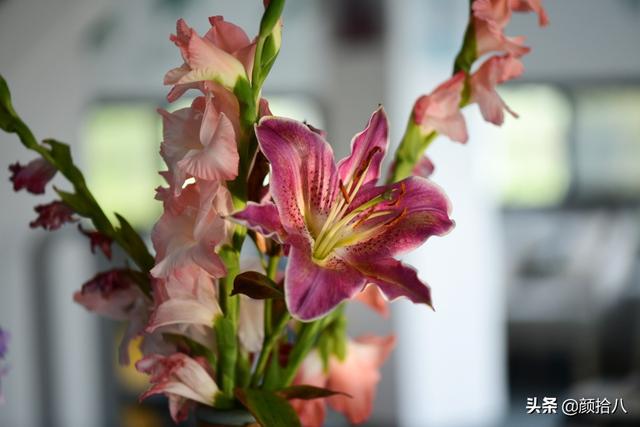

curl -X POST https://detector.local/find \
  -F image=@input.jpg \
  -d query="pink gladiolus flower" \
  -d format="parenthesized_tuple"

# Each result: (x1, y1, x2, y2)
(234, 108, 453, 321)
(73, 269, 153, 364)
(137, 353, 219, 423)
(473, 0, 530, 58)
(237, 294, 265, 353)
(290, 351, 327, 427)
(151, 181, 232, 280)
(29, 201, 75, 230)
(511, 0, 549, 26)
(165, 17, 254, 101)
(413, 72, 468, 143)
(147, 266, 221, 337)
(8, 158, 56, 194)
(158, 96, 239, 193)
(78, 225, 113, 259)
(355, 284, 389, 318)
(73, 269, 143, 320)
(292, 335, 395, 425)
(470, 54, 524, 125)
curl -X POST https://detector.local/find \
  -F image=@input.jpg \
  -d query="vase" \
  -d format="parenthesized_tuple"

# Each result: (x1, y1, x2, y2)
(195, 405, 259, 427)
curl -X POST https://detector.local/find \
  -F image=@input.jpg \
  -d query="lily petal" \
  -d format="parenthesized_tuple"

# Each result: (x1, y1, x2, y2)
(341, 177, 453, 260)
(256, 117, 337, 237)
(232, 201, 286, 242)
(358, 258, 433, 309)
(336, 107, 389, 188)
(285, 236, 365, 321)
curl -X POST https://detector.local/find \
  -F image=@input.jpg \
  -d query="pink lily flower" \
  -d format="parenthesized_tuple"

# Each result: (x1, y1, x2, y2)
(234, 108, 453, 321)
(136, 353, 219, 423)
(470, 54, 524, 125)
(292, 335, 396, 425)
(413, 72, 468, 143)
(165, 17, 255, 102)
(8, 158, 56, 194)
(158, 96, 239, 194)
(151, 181, 232, 280)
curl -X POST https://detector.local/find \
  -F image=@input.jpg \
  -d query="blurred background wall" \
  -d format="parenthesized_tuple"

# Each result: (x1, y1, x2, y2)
(1, 1, 639, 426)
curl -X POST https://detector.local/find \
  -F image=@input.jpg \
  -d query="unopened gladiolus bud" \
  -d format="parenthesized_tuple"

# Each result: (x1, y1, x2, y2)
(29, 201, 76, 230)
(9, 158, 57, 194)
(78, 225, 113, 259)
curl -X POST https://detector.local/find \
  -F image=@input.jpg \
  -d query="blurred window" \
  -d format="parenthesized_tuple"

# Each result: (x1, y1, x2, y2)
(574, 88, 640, 201)
(486, 85, 572, 208)
(83, 102, 162, 229)
(486, 84, 640, 208)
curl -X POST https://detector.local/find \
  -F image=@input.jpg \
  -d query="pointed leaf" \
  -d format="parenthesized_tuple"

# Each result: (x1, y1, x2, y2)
(232, 271, 283, 300)
(235, 388, 301, 427)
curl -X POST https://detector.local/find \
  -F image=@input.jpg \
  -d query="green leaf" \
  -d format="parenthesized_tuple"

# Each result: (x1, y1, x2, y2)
(114, 213, 155, 271)
(235, 388, 301, 427)
(55, 188, 94, 216)
(232, 271, 283, 300)
(43, 139, 86, 185)
(276, 385, 351, 401)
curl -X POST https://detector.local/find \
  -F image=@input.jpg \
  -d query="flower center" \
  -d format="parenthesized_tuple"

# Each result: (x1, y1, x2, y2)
(311, 149, 405, 264)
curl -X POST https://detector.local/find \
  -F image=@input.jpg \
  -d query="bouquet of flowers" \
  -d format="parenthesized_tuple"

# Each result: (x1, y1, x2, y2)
(0, 0, 547, 425)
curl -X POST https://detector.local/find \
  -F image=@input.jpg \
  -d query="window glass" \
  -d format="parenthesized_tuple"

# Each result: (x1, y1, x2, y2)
(83, 103, 162, 229)
(487, 85, 572, 207)
(574, 88, 640, 201)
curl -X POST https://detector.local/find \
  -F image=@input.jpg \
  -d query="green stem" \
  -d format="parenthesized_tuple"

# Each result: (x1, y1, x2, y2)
(388, 0, 477, 184)
(1, 78, 154, 291)
(279, 318, 328, 387)
(250, 312, 291, 387)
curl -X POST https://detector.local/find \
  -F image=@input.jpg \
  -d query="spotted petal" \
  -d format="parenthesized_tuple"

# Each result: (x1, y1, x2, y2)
(336, 107, 389, 189)
(356, 258, 433, 309)
(256, 117, 337, 238)
(285, 236, 366, 321)
(340, 176, 454, 261)
(232, 201, 286, 242)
